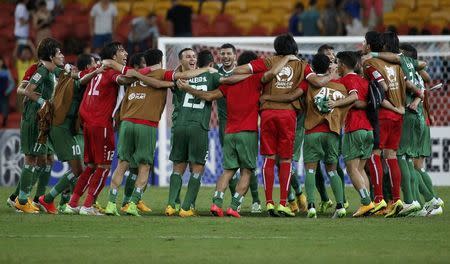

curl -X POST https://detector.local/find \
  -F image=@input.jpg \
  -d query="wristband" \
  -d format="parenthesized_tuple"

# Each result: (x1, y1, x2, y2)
(37, 97, 45, 106)
(370, 52, 379, 58)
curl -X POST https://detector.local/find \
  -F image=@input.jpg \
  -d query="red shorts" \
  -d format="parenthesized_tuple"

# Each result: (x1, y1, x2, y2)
(379, 118, 403, 150)
(83, 125, 115, 165)
(260, 109, 296, 159)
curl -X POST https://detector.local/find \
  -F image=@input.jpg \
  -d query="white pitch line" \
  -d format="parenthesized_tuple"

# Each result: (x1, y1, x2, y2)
(0, 234, 290, 240)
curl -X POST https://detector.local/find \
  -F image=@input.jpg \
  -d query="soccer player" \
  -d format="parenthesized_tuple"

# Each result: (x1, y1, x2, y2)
(236, 34, 334, 217)
(104, 49, 217, 216)
(329, 51, 374, 217)
(14, 38, 65, 213)
(217, 43, 261, 213)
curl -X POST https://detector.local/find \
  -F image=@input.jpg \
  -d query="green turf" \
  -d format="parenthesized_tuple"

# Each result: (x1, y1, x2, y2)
(0, 186, 449, 263)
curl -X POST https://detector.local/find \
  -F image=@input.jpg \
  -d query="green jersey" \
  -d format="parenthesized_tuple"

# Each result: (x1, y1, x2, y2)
(216, 64, 235, 120)
(173, 71, 221, 130)
(399, 54, 424, 111)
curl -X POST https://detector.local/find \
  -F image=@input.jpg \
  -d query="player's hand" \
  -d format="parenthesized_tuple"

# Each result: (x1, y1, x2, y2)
(176, 79, 189, 90)
(101, 59, 114, 69)
(395, 105, 405, 115)
(408, 100, 419, 112)
(361, 54, 372, 64)
(208, 67, 218, 73)
(327, 100, 337, 109)
(259, 94, 268, 104)
(95, 65, 105, 74)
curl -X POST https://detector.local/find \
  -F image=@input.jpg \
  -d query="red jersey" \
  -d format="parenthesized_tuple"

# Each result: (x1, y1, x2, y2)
(364, 65, 402, 121)
(300, 80, 332, 134)
(249, 58, 314, 79)
(79, 67, 129, 127)
(22, 64, 38, 82)
(339, 73, 373, 133)
(219, 72, 264, 133)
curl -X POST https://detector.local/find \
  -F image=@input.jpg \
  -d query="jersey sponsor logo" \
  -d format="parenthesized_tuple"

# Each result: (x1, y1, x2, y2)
(372, 70, 382, 79)
(128, 92, 146, 100)
(275, 66, 294, 89)
(189, 76, 207, 83)
(384, 65, 400, 90)
(32, 73, 42, 82)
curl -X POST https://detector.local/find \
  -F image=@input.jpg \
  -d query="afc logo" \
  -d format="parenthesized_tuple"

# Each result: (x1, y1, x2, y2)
(128, 92, 146, 100)
(275, 66, 294, 89)
(385, 65, 399, 90)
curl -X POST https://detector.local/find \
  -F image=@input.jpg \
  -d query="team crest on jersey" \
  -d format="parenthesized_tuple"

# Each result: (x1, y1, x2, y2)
(32, 73, 42, 82)
(128, 92, 146, 100)
(384, 65, 399, 90)
(275, 66, 294, 89)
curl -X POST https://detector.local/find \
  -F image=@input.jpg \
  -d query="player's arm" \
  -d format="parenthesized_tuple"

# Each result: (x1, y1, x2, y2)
(176, 79, 223, 101)
(381, 99, 404, 114)
(102, 59, 124, 72)
(261, 88, 304, 103)
(219, 74, 251, 84)
(306, 73, 333, 87)
(406, 79, 424, 99)
(127, 70, 174, 88)
(408, 96, 422, 112)
(23, 83, 41, 102)
(16, 81, 29, 95)
(420, 70, 431, 83)
(354, 100, 367, 109)
(371, 52, 401, 64)
(173, 67, 217, 80)
(80, 66, 104, 85)
(261, 55, 299, 84)
(328, 91, 358, 109)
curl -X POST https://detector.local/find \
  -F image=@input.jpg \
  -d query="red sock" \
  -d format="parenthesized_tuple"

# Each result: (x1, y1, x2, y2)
(387, 158, 402, 202)
(93, 169, 108, 200)
(83, 168, 109, 207)
(69, 167, 94, 207)
(368, 154, 384, 203)
(263, 158, 275, 205)
(279, 162, 291, 206)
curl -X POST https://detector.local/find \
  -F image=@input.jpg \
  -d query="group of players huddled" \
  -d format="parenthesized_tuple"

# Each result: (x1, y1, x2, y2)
(7, 31, 444, 218)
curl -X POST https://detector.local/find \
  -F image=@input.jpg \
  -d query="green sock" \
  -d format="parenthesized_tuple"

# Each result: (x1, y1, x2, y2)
(123, 173, 137, 205)
(288, 187, 296, 202)
(30, 166, 40, 189)
(415, 170, 434, 202)
(212, 191, 224, 207)
(359, 188, 371, 205)
(410, 167, 420, 202)
(35, 165, 51, 199)
(59, 188, 71, 206)
(249, 170, 260, 204)
(398, 156, 413, 203)
(181, 173, 202, 211)
(305, 168, 316, 204)
(18, 165, 34, 205)
(130, 187, 143, 204)
(290, 167, 302, 195)
(418, 168, 436, 197)
(337, 165, 347, 203)
(109, 188, 118, 203)
(44, 171, 77, 203)
(315, 167, 329, 202)
(168, 172, 182, 207)
(11, 182, 20, 199)
(228, 174, 238, 196)
(230, 192, 244, 211)
(328, 170, 344, 205)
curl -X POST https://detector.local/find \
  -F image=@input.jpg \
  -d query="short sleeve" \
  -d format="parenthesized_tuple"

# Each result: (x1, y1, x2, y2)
(90, 5, 97, 17)
(139, 67, 151, 75)
(219, 85, 229, 97)
(299, 80, 308, 92)
(249, 58, 268, 73)
(164, 70, 175, 81)
(22, 64, 37, 82)
(304, 64, 314, 79)
(364, 66, 384, 82)
(29, 67, 47, 86)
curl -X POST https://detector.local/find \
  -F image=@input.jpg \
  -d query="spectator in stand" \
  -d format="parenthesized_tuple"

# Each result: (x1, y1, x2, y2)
(362, 0, 383, 27)
(320, 0, 343, 36)
(298, 0, 321, 36)
(0, 56, 15, 127)
(288, 2, 305, 36)
(13, 42, 35, 113)
(33, 0, 53, 45)
(166, 0, 193, 37)
(344, 11, 367, 36)
(343, 0, 361, 19)
(128, 13, 160, 54)
(14, 0, 30, 52)
(90, 0, 117, 52)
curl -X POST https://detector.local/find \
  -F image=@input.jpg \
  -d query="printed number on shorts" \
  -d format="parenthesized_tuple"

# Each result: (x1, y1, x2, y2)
(88, 73, 102, 96)
(72, 145, 81, 155)
(106, 150, 114, 161)
(182, 85, 207, 109)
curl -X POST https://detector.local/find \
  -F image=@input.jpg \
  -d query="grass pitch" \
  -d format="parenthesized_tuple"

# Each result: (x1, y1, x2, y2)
(0, 186, 449, 263)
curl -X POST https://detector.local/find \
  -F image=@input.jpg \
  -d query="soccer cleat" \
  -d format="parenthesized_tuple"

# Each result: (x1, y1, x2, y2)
(332, 208, 346, 219)
(277, 204, 295, 217)
(15, 199, 39, 214)
(105, 201, 120, 216)
(353, 202, 375, 217)
(307, 208, 317, 219)
(226, 207, 241, 218)
(62, 204, 80, 214)
(175, 203, 181, 212)
(137, 200, 152, 213)
(266, 203, 279, 217)
(125, 202, 140, 216)
(79, 206, 103, 216)
(424, 198, 440, 213)
(288, 200, 300, 213)
(250, 202, 262, 213)
(57, 204, 66, 214)
(344, 201, 349, 209)
(120, 203, 129, 213)
(31, 200, 41, 211)
(165, 205, 177, 216)
(210, 204, 224, 217)
(437, 198, 444, 208)
(427, 206, 443, 216)
(179, 208, 196, 218)
(237, 205, 241, 213)
(385, 200, 404, 218)
(370, 199, 387, 214)
(296, 194, 307, 213)
(398, 202, 421, 217)
(93, 202, 105, 214)
(38, 195, 57, 214)
(6, 197, 15, 208)
(317, 200, 333, 214)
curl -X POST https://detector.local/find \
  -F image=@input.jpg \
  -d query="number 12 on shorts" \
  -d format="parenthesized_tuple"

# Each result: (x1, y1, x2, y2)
(106, 150, 114, 161)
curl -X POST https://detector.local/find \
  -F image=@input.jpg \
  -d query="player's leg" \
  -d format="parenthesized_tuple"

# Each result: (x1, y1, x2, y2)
(249, 170, 261, 212)
(122, 169, 137, 207)
(211, 169, 237, 216)
(324, 132, 345, 218)
(226, 168, 252, 218)
(260, 111, 278, 213)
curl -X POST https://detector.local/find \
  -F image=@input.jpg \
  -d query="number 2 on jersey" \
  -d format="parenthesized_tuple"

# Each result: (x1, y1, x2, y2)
(182, 84, 207, 109)
(88, 73, 102, 96)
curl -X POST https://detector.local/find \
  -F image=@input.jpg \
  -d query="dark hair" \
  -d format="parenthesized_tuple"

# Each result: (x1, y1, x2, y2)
(197, 50, 214, 67)
(20, 45, 32, 53)
(336, 51, 357, 69)
(295, 2, 304, 10)
(237, 51, 258, 66)
(399, 43, 418, 59)
(220, 43, 236, 54)
(129, 52, 145, 67)
(178, 48, 194, 60)
(382, 31, 399, 53)
(144, 49, 163, 66)
(99, 41, 123, 60)
(317, 44, 334, 55)
(386, 25, 397, 34)
(365, 31, 383, 52)
(76, 54, 94, 71)
(37, 37, 61, 61)
(311, 53, 330, 74)
(274, 33, 298, 55)
(37, 0, 46, 8)
(309, 0, 317, 6)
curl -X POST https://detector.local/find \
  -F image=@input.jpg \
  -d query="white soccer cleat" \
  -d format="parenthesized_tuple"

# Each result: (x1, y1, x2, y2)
(250, 202, 262, 213)
(437, 198, 444, 208)
(424, 198, 440, 213)
(307, 208, 317, 219)
(6, 197, 15, 208)
(398, 202, 420, 216)
(64, 204, 80, 214)
(332, 208, 346, 219)
(427, 206, 443, 216)
(79, 206, 103, 216)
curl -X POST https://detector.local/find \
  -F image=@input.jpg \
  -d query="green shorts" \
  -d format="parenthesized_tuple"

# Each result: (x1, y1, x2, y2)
(169, 124, 208, 165)
(49, 120, 82, 161)
(117, 120, 157, 165)
(223, 131, 258, 170)
(398, 112, 424, 157)
(20, 118, 49, 156)
(418, 124, 431, 157)
(342, 130, 374, 161)
(292, 114, 305, 161)
(303, 132, 340, 164)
